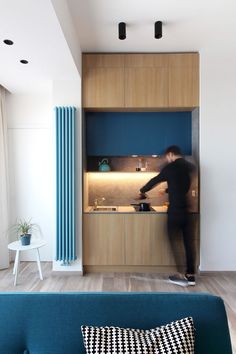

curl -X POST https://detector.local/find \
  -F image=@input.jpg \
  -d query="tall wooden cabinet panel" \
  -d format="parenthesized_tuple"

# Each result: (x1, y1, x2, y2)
(125, 214, 169, 265)
(168, 53, 199, 108)
(83, 54, 125, 108)
(83, 214, 125, 265)
(125, 54, 169, 108)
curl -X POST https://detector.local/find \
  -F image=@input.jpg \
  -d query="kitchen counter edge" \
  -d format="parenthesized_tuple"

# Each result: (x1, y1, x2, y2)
(84, 206, 199, 214)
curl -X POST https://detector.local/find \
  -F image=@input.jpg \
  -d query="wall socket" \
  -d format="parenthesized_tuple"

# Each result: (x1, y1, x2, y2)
(192, 190, 196, 197)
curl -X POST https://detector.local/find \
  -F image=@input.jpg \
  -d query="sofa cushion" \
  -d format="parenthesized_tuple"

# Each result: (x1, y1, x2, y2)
(81, 317, 195, 354)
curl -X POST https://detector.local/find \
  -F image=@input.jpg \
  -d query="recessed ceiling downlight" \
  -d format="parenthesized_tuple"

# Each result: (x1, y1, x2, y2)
(20, 60, 28, 64)
(3, 39, 14, 45)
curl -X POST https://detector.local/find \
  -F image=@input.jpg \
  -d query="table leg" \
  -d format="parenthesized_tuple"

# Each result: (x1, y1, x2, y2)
(36, 248, 43, 280)
(13, 251, 18, 275)
(14, 250, 20, 286)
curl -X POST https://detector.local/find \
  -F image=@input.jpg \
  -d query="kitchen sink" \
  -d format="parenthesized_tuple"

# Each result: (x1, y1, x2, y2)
(90, 206, 118, 212)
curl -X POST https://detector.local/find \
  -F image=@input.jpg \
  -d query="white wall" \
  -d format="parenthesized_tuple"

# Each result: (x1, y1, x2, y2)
(6, 79, 83, 269)
(6, 91, 54, 261)
(200, 48, 236, 270)
(51, 0, 82, 75)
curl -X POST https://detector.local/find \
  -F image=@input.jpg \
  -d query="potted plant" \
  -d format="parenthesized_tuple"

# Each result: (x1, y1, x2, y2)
(11, 219, 40, 246)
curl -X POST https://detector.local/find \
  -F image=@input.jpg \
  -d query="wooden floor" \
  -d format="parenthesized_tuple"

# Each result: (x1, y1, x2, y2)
(0, 262, 235, 353)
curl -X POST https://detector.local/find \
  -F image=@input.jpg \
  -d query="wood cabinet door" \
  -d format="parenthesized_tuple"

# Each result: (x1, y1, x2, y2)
(83, 214, 125, 265)
(168, 53, 199, 108)
(125, 54, 169, 108)
(160, 214, 200, 267)
(83, 54, 125, 108)
(124, 214, 167, 265)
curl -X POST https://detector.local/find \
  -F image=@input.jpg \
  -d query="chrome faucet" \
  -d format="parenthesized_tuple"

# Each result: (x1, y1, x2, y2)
(94, 197, 106, 209)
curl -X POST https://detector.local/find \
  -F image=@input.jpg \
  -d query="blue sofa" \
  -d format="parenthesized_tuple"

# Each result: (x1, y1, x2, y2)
(0, 292, 232, 354)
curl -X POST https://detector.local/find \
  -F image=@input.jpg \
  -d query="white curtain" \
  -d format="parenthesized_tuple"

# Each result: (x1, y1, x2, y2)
(0, 86, 9, 269)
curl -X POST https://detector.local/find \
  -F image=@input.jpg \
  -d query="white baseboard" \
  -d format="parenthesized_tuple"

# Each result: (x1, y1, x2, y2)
(52, 259, 83, 273)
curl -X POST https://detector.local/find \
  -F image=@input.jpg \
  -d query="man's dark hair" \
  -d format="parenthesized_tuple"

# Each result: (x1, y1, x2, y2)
(165, 145, 182, 156)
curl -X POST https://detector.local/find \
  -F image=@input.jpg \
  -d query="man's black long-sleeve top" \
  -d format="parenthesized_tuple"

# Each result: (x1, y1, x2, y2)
(140, 158, 194, 212)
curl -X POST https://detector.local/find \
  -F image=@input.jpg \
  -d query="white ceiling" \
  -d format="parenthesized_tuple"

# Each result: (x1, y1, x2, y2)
(67, 0, 236, 53)
(1, 0, 236, 93)
(0, 0, 79, 93)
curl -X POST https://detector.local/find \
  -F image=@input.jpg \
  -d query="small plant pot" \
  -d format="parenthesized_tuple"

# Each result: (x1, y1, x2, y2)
(20, 234, 31, 246)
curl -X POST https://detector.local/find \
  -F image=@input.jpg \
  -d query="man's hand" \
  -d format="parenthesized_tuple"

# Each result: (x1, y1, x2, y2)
(134, 192, 148, 200)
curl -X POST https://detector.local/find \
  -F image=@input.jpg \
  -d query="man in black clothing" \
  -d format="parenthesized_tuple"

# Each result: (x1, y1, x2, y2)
(139, 145, 196, 286)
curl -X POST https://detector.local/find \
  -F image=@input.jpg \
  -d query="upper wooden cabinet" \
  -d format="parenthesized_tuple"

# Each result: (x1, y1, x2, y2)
(125, 54, 169, 108)
(83, 54, 125, 108)
(82, 53, 199, 109)
(168, 53, 199, 108)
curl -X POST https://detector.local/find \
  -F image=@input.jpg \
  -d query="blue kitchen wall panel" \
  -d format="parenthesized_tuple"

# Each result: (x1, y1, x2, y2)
(86, 111, 192, 156)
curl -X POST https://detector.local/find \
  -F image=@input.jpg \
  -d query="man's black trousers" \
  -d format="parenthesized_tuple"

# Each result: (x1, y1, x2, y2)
(167, 211, 196, 275)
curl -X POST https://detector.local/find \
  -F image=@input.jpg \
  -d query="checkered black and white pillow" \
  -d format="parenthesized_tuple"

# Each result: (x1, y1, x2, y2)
(81, 317, 195, 354)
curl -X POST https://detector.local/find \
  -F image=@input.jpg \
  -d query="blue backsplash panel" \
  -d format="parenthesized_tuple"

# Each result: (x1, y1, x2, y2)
(86, 111, 192, 156)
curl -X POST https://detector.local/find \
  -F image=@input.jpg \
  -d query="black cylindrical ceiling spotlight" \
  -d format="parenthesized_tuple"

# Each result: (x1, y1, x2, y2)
(118, 22, 126, 40)
(155, 21, 162, 39)
(3, 39, 14, 45)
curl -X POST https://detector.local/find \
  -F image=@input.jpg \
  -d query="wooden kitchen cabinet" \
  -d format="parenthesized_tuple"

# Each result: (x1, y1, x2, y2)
(156, 214, 200, 271)
(168, 53, 199, 108)
(83, 214, 125, 265)
(83, 213, 199, 270)
(82, 53, 199, 109)
(82, 54, 125, 108)
(125, 54, 169, 108)
(124, 214, 184, 266)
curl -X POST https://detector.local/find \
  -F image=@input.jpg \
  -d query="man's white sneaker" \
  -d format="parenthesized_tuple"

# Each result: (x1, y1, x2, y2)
(169, 273, 196, 287)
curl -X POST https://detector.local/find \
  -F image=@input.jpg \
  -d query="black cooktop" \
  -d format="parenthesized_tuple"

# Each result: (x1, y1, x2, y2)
(133, 206, 156, 212)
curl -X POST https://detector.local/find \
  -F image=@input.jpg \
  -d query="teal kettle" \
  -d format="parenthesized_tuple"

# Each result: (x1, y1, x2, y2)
(98, 158, 111, 172)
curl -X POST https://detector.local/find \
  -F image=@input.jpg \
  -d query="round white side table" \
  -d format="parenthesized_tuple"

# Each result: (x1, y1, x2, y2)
(8, 240, 47, 286)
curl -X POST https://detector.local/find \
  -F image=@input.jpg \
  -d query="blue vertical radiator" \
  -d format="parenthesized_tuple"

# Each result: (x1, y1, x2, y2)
(56, 106, 76, 264)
